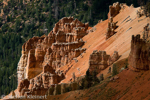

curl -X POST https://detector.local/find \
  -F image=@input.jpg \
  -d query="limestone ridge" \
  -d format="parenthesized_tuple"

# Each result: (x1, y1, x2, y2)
(17, 17, 89, 96)
(89, 50, 119, 73)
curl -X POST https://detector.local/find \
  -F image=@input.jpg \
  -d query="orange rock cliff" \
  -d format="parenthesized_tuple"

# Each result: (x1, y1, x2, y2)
(16, 17, 89, 96)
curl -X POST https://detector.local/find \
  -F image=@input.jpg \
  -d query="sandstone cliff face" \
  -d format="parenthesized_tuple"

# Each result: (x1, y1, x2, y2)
(128, 34, 150, 71)
(16, 17, 88, 96)
(89, 50, 119, 73)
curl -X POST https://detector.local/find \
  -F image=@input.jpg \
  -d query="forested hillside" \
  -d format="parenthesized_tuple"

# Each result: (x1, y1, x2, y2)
(0, 0, 147, 97)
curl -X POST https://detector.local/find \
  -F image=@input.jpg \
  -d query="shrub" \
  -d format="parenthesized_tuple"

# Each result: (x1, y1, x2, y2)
(99, 74, 104, 81)
(65, 86, 71, 92)
(108, 67, 111, 73)
(112, 64, 118, 76)
(92, 70, 99, 86)
(125, 64, 128, 69)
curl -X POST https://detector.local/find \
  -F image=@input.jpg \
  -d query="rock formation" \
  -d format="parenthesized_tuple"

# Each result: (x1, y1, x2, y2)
(136, 7, 145, 18)
(108, 2, 121, 20)
(128, 34, 150, 71)
(109, 51, 120, 65)
(89, 50, 119, 74)
(89, 50, 110, 73)
(106, 17, 117, 39)
(106, 2, 123, 39)
(16, 17, 88, 97)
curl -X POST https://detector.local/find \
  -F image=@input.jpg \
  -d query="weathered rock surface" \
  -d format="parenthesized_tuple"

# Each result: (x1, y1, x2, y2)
(128, 34, 150, 71)
(108, 2, 121, 20)
(136, 7, 145, 18)
(16, 17, 88, 97)
(89, 50, 120, 73)
(17, 79, 30, 96)
(106, 17, 117, 39)
(109, 51, 120, 64)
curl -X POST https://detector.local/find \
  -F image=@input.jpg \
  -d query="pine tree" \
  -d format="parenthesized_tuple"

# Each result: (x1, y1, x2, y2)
(92, 70, 99, 86)
(112, 64, 118, 76)
(84, 69, 92, 88)
(99, 74, 104, 81)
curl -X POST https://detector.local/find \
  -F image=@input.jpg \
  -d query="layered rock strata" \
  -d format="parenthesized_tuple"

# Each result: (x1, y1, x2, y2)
(16, 17, 88, 96)
(89, 50, 119, 73)
(128, 34, 150, 71)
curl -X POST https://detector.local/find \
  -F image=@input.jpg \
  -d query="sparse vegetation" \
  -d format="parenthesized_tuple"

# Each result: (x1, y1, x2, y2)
(144, 0, 150, 17)
(112, 64, 118, 76)
(79, 70, 100, 89)
(99, 74, 104, 81)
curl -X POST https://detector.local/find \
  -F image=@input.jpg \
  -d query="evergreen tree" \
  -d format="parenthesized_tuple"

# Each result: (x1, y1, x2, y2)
(84, 69, 92, 88)
(99, 74, 104, 81)
(92, 70, 99, 86)
(112, 64, 118, 76)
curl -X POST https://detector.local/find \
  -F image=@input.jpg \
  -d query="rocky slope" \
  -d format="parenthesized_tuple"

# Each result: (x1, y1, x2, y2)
(3, 2, 150, 100)
(59, 3, 149, 83)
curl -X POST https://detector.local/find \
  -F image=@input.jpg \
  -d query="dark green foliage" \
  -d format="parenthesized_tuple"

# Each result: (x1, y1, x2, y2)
(99, 74, 104, 81)
(112, 64, 118, 76)
(84, 69, 92, 88)
(80, 79, 84, 89)
(79, 70, 99, 89)
(65, 86, 71, 92)
(92, 70, 100, 86)
(125, 64, 128, 69)
(108, 67, 111, 73)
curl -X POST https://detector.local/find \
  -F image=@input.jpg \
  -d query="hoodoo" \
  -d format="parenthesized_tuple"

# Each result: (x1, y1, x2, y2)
(128, 34, 150, 71)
